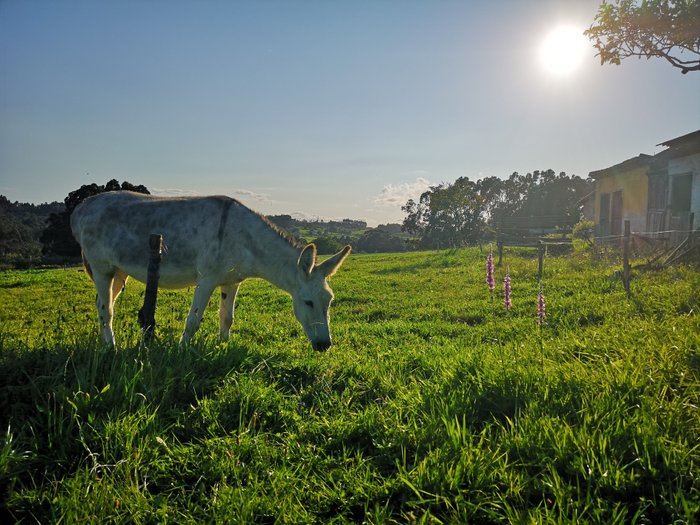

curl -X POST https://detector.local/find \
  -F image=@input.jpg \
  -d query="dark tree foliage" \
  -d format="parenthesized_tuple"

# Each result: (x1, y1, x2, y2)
(491, 170, 591, 234)
(0, 203, 37, 260)
(41, 180, 150, 258)
(585, 0, 700, 74)
(402, 171, 591, 248)
(311, 236, 345, 255)
(355, 229, 407, 253)
(267, 214, 295, 230)
(402, 176, 504, 249)
(0, 196, 63, 262)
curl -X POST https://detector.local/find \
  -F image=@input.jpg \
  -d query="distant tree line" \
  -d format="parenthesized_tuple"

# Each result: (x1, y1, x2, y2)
(1, 171, 593, 265)
(401, 170, 592, 249)
(2, 181, 407, 265)
(270, 215, 368, 234)
(0, 196, 63, 262)
(268, 214, 408, 254)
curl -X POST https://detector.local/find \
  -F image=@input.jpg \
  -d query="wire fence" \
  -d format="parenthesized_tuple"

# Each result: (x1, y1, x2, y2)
(490, 221, 698, 274)
(492, 227, 697, 245)
(484, 220, 698, 300)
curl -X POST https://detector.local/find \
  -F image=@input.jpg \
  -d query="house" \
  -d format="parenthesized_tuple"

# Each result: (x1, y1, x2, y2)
(589, 130, 700, 240)
(648, 130, 700, 235)
(589, 154, 653, 237)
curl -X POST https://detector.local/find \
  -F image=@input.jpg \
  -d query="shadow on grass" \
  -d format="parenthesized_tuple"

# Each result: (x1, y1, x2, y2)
(0, 337, 250, 422)
(0, 336, 252, 512)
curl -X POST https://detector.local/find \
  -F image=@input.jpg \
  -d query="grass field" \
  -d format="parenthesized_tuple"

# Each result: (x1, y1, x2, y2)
(1, 248, 698, 523)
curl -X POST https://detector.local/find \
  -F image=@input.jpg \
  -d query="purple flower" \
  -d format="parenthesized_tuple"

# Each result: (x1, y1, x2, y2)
(537, 284, 546, 325)
(486, 244, 495, 293)
(503, 267, 512, 310)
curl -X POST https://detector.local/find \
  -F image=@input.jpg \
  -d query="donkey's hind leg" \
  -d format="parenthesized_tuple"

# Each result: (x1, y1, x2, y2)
(111, 270, 129, 307)
(92, 270, 117, 348)
(219, 282, 241, 342)
(180, 278, 217, 345)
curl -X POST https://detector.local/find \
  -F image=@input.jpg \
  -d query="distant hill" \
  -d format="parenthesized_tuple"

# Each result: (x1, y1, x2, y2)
(267, 214, 411, 254)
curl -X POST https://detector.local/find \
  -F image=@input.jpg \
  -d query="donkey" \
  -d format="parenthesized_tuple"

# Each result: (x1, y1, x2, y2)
(70, 191, 351, 350)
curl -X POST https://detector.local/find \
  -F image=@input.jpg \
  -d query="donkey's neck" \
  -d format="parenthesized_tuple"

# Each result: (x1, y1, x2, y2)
(240, 217, 302, 296)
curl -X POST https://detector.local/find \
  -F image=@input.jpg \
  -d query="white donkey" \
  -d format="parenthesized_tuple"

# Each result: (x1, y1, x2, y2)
(70, 191, 351, 350)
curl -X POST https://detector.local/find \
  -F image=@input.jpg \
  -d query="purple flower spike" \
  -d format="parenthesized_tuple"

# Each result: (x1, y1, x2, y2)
(486, 244, 495, 293)
(503, 267, 512, 310)
(537, 284, 546, 325)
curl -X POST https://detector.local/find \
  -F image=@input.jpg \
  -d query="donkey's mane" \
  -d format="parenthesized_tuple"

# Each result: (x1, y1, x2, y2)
(233, 198, 307, 251)
(260, 213, 307, 250)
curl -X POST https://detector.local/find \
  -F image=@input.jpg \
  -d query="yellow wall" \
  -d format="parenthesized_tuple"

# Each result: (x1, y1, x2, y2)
(594, 166, 649, 233)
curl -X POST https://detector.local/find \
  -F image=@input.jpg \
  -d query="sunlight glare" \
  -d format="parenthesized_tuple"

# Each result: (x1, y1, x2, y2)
(538, 25, 588, 77)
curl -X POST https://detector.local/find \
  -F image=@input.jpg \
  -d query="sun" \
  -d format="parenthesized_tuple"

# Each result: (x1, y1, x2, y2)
(538, 25, 588, 77)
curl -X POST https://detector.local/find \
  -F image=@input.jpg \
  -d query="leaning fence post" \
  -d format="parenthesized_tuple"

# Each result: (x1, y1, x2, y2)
(138, 234, 163, 341)
(622, 220, 631, 295)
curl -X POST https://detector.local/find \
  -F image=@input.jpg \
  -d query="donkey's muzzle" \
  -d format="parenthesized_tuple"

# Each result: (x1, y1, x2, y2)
(313, 340, 332, 352)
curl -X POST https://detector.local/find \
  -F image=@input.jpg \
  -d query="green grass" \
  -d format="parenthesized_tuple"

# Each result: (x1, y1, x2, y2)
(1, 249, 698, 523)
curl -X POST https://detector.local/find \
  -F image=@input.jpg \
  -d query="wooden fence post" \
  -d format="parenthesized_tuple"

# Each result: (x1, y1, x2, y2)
(138, 234, 163, 341)
(688, 212, 695, 250)
(537, 240, 544, 282)
(622, 220, 631, 295)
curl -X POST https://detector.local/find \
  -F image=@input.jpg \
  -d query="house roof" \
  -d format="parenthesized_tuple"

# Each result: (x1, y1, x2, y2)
(588, 130, 700, 180)
(657, 129, 700, 148)
(657, 129, 700, 156)
(588, 154, 654, 179)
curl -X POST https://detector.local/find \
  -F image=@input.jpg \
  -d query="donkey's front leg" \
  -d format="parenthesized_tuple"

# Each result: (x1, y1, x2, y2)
(219, 283, 241, 341)
(180, 279, 217, 345)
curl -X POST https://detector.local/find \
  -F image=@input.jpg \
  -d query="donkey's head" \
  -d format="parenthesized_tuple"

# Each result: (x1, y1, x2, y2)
(292, 243, 351, 351)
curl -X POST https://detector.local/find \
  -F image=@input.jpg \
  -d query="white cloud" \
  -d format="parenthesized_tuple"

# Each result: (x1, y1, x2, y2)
(289, 211, 319, 221)
(373, 177, 432, 207)
(147, 187, 276, 205)
(149, 187, 200, 197)
(232, 189, 275, 204)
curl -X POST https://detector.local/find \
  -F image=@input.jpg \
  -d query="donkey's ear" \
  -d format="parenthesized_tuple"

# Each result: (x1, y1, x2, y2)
(298, 244, 317, 276)
(318, 244, 352, 278)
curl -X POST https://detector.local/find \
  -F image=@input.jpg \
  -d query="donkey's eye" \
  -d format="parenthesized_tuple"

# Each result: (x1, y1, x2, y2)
(304, 300, 314, 308)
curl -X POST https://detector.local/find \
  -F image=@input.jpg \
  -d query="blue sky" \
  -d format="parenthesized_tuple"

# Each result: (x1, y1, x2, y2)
(1, 0, 699, 225)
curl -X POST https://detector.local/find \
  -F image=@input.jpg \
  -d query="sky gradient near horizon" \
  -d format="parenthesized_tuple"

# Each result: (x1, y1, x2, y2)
(2, 0, 699, 225)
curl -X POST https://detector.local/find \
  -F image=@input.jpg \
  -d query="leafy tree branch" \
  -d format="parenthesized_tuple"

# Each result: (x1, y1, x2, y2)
(585, 0, 700, 73)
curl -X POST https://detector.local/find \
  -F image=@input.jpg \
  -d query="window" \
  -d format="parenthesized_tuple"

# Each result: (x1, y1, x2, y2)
(647, 174, 667, 210)
(670, 174, 692, 213)
(611, 190, 623, 236)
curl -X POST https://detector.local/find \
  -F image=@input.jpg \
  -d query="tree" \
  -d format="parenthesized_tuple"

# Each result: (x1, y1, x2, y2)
(401, 194, 430, 238)
(488, 171, 591, 235)
(585, 0, 700, 74)
(401, 177, 487, 249)
(401, 172, 592, 248)
(41, 179, 149, 258)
